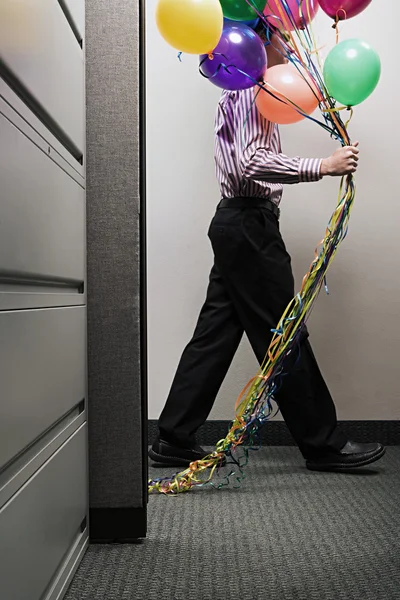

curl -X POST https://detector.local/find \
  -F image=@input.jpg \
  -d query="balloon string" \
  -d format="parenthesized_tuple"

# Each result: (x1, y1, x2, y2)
(321, 105, 350, 113)
(305, 0, 324, 72)
(335, 18, 340, 44)
(344, 107, 354, 129)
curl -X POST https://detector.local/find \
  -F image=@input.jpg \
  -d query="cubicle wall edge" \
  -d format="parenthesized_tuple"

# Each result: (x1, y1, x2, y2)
(140, 0, 149, 516)
(86, 0, 147, 542)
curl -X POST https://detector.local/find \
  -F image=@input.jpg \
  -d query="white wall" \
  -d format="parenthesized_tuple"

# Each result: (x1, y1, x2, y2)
(146, 0, 400, 421)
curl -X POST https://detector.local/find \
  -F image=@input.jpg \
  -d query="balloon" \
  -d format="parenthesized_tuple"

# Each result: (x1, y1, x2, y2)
(200, 24, 267, 90)
(318, 0, 372, 20)
(224, 17, 260, 29)
(255, 64, 320, 124)
(242, 17, 260, 28)
(220, 0, 267, 22)
(264, 0, 319, 31)
(323, 38, 381, 106)
(156, 0, 223, 54)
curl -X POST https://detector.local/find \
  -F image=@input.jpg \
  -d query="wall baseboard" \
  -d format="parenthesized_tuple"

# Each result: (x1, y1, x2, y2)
(148, 420, 400, 446)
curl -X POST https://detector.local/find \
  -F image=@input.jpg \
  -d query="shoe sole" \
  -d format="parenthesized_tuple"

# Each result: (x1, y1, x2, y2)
(306, 446, 386, 472)
(148, 448, 227, 469)
(148, 447, 204, 468)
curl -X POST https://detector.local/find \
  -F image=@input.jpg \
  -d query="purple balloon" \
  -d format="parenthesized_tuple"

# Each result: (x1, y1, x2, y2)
(318, 0, 373, 20)
(200, 24, 267, 91)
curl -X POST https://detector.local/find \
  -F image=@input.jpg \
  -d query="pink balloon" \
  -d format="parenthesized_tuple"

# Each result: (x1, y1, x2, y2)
(264, 0, 319, 31)
(318, 0, 373, 20)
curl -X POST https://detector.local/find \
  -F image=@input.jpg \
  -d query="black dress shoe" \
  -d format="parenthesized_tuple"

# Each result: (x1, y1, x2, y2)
(306, 441, 386, 472)
(148, 438, 208, 467)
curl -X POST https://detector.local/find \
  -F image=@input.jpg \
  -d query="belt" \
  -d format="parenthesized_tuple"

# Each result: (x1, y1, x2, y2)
(217, 197, 280, 219)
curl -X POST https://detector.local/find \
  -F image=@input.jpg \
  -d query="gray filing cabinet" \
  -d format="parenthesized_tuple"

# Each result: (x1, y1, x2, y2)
(0, 2, 88, 599)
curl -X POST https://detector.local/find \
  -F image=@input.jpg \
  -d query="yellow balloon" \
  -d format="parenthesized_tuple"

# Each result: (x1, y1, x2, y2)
(156, 0, 223, 55)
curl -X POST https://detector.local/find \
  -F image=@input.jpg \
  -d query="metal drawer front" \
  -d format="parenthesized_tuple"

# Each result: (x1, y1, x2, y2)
(62, 0, 85, 40)
(0, 0, 84, 156)
(0, 425, 88, 600)
(0, 114, 85, 287)
(0, 307, 86, 470)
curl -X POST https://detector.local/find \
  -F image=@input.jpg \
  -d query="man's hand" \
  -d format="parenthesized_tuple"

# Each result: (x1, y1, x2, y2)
(321, 142, 359, 177)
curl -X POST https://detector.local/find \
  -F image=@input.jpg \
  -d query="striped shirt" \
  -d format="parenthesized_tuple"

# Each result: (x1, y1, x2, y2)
(214, 88, 322, 206)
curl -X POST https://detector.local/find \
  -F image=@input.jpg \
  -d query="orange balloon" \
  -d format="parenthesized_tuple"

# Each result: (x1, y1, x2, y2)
(255, 64, 320, 125)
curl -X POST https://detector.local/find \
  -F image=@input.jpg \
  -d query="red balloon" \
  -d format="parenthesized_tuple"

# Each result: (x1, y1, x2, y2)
(318, 0, 373, 20)
(264, 0, 319, 31)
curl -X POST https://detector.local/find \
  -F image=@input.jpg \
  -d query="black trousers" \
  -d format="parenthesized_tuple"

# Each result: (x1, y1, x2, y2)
(158, 205, 346, 459)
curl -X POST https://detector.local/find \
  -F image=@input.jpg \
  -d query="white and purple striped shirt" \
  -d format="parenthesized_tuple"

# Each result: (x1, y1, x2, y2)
(214, 88, 322, 206)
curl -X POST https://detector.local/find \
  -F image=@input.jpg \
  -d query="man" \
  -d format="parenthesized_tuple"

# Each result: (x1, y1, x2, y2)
(149, 26, 385, 472)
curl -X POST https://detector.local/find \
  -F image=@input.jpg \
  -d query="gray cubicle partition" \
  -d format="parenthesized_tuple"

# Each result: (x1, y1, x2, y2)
(0, 2, 88, 599)
(85, 0, 147, 541)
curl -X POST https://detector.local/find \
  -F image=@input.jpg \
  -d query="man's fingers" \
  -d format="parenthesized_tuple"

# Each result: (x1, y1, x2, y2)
(344, 142, 359, 154)
(344, 147, 359, 157)
(345, 159, 358, 173)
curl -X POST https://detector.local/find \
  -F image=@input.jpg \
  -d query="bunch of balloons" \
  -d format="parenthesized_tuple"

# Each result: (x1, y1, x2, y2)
(156, 0, 380, 123)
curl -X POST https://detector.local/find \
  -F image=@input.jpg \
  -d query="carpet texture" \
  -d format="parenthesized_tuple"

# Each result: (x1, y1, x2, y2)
(65, 447, 400, 600)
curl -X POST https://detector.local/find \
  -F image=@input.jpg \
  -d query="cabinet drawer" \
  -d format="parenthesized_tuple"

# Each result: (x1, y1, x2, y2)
(0, 307, 86, 470)
(0, 0, 84, 155)
(63, 0, 85, 40)
(0, 114, 85, 286)
(0, 425, 87, 600)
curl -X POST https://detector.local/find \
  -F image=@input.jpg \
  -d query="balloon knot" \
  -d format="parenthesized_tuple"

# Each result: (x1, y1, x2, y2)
(208, 53, 214, 60)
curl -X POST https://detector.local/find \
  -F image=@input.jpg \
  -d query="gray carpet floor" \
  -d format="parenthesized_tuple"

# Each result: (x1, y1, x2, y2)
(65, 447, 400, 600)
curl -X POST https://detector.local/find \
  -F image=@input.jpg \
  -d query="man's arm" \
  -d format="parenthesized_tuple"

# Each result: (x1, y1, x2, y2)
(235, 92, 359, 183)
(242, 142, 323, 184)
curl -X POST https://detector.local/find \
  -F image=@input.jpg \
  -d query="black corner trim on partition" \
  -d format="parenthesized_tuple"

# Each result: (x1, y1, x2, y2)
(139, 0, 149, 509)
(89, 507, 147, 543)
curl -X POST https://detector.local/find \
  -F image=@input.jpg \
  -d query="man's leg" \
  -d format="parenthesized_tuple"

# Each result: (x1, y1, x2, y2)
(208, 206, 346, 459)
(156, 264, 244, 450)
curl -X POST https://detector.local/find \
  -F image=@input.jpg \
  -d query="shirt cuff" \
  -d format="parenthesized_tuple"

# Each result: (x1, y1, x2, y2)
(298, 158, 323, 183)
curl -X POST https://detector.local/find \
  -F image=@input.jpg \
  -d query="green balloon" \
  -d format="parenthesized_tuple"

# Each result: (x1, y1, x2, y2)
(323, 39, 381, 107)
(220, 0, 266, 21)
